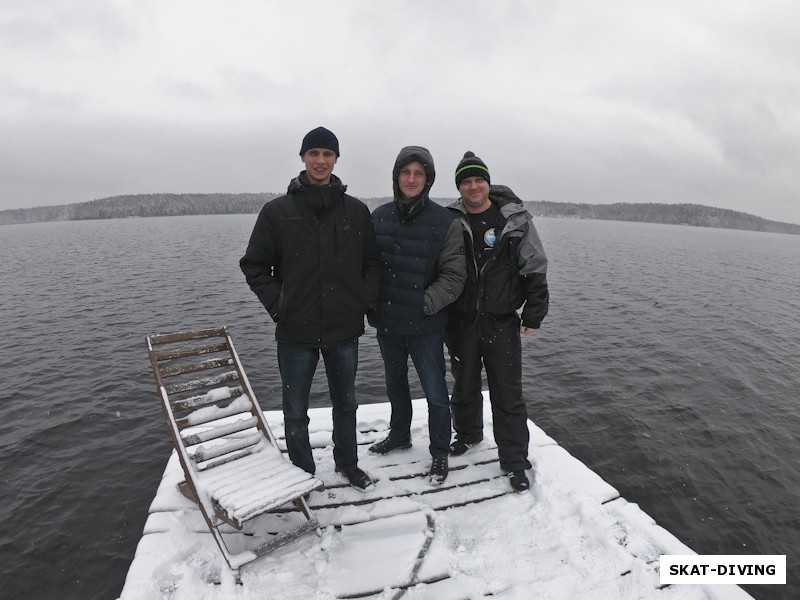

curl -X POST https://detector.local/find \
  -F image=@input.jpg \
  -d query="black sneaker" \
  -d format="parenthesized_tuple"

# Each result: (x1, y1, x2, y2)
(507, 470, 530, 493)
(429, 456, 449, 486)
(335, 465, 374, 492)
(449, 439, 480, 456)
(369, 435, 412, 455)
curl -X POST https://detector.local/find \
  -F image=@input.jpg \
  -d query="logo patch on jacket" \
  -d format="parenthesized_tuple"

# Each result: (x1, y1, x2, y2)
(483, 228, 496, 248)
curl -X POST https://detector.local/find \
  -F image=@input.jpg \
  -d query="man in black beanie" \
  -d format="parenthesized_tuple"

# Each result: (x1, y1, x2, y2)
(240, 126, 381, 491)
(445, 151, 549, 492)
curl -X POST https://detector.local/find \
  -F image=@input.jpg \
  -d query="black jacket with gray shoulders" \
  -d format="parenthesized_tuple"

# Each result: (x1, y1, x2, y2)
(448, 185, 549, 328)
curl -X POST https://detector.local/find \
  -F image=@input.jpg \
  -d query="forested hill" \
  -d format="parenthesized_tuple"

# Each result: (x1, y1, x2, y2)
(523, 200, 800, 235)
(1, 193, 798, 235)
(0, 193, 278, 225)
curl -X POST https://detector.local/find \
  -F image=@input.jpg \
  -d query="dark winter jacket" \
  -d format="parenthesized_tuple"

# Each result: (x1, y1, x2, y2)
(240, 172, 381, 346)
(371, 146, 466, 335)
(448, 185, 549, 328)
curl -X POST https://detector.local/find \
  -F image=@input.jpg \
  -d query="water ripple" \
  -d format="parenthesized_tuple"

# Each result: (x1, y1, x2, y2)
(1, 216, 798, 599)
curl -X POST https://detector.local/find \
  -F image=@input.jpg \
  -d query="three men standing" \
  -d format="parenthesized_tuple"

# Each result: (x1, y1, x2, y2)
(445, 151, 549, 492)
(241, 133, 547, 495)
(368, 146, 466, 485)
(240, 126, 380, 491)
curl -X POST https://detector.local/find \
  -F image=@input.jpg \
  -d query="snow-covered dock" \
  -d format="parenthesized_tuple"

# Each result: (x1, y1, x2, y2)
(118, 396, 754, 600)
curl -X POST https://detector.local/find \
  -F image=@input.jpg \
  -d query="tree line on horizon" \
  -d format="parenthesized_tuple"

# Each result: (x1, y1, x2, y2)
(1, 192, 798, 235)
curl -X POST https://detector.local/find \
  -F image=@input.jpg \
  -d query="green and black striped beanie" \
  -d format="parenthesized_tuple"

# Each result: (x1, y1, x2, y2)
(454, 151, 491, 188)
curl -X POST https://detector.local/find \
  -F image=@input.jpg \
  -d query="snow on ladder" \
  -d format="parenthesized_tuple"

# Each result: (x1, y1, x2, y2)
(146, 326, 323, 571)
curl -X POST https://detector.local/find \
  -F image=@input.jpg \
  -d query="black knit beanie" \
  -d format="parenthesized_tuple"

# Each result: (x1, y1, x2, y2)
(299, 126, 340, 157)
(454, 151, 490, 188)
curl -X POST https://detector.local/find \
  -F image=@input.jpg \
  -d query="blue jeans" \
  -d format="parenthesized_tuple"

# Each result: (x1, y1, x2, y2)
(376, 330, 451, 458)
(277, 339, 359, 474)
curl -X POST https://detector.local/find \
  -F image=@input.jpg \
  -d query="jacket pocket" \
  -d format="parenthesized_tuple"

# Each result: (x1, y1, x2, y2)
(482, 239, 523, 314)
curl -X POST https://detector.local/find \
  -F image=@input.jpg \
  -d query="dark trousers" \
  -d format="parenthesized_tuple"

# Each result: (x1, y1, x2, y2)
(445, 313, 532, 472)
(376, 329, 452, 458)
(277, 339, 359, 474)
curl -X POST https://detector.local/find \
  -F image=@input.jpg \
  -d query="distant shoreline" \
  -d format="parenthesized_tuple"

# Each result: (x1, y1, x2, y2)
(1, 193, 798, 235)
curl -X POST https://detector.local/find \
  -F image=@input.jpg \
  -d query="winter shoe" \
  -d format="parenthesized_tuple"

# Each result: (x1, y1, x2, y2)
(429, 456, 449, 486)
(507, 470, 530, 493)
(449, 439, 480, 456)
(336, 465, 374, 492)
(369, 435, 412, 455)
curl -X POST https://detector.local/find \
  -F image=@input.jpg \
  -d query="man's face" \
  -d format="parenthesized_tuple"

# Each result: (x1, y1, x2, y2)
(301, 148, 337, 185)
(398, 161, 427, 201)
(458, 176, 491, 213)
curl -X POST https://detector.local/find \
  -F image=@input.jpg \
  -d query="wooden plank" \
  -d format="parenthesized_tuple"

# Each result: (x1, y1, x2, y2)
(336, 575, 452, 600)
(275, 466, 506, 514)
(175, 391, 250, 430)
(250, 519, 320, 556)
(319, 455, 499, 492)
(335, 513, 441, 600)
(160, 357, 234, 378)
(165, 370, 239, 395)
(196, 442, 263, 471)
(182, 416, 258, 445)
(191, 432, 262, 463)
(173, 386, 245, 413)
(154, 341, 229, 362)
(178, 481, 197, 504)
(148, 328, 227, 346)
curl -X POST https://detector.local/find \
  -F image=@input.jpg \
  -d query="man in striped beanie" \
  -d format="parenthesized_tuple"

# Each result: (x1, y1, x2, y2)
(445, 150, 550, 493)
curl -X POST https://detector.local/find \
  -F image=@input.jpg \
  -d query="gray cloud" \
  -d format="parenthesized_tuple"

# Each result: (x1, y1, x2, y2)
(1, 0, 799, 224)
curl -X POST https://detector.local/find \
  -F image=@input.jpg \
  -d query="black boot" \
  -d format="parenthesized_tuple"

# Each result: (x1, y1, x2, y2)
(429, 456, 449, 486)
(369, 435, 412, 455)
(449, 438, 480, 456)
(507, 470, 530, 493)
(335, 465, 375, 492)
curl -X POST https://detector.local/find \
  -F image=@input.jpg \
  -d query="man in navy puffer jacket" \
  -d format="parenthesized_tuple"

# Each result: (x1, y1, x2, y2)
(368, 146, 466, 486)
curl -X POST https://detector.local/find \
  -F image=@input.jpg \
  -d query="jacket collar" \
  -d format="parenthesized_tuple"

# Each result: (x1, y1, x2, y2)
(288, 171, 347, 194)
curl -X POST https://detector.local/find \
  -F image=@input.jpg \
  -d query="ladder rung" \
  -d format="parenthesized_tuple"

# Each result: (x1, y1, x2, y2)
(172, 386, 245, 412)
(198, 442, 262, 471)
(192, 433, 262, 463)
(165, 371, 239, 395)
(176, 393, 252, 429)
(148, 328, 227, 346)
(154, 341, 228, 362)
(160, 357, 234, 378)
(183, 416, 258, 445)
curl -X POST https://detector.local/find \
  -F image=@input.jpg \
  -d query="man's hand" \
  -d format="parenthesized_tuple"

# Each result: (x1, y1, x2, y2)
(521, 327, 538, 335)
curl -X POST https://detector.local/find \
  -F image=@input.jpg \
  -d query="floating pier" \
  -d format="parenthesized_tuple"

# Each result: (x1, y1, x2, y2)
(118, 396, 754, 599)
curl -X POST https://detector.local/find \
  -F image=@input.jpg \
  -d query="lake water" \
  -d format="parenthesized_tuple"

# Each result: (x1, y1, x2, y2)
(0, 214, 797, 600)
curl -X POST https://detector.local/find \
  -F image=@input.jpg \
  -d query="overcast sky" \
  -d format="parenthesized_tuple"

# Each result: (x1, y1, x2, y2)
(2, 0, 799, 223)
